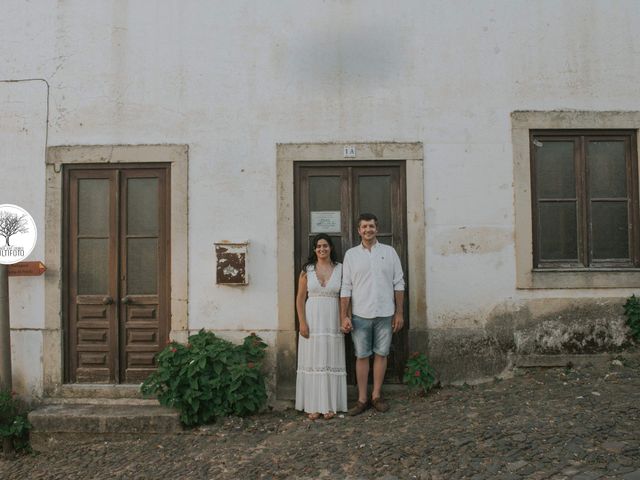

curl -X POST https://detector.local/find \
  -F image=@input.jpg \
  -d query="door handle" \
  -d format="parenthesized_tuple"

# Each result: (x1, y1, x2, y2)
(102, 296, 114, 305)
(122, 296, 132, 305)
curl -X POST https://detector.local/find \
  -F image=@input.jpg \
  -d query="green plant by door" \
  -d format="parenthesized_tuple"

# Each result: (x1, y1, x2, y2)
(403, 352, 437, 395)
(0, 389, 31, 452)
(141, 330, 268, 426)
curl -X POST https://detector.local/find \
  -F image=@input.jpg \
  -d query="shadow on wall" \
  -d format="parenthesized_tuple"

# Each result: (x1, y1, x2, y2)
(290, 22, 408, 86)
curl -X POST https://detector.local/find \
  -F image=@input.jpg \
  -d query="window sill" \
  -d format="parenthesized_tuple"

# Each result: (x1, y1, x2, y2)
(533, 268, 640, 273)
(522, 269, 640, 289)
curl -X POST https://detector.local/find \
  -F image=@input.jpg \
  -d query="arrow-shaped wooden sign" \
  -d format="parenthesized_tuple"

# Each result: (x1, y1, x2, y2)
(7, 261, 46, 276)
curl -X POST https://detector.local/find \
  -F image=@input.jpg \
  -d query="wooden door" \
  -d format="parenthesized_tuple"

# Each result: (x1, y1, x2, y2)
(65, 165, 170, 383)
(294, 162, 408, 383)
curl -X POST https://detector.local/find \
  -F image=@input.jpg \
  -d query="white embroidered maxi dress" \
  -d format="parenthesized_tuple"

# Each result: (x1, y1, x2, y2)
(295, 264, 348, 413)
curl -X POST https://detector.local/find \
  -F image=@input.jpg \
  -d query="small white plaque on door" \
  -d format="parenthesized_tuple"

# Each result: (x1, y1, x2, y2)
(343, 145, 356, 158)
(311, 211, 341, 233)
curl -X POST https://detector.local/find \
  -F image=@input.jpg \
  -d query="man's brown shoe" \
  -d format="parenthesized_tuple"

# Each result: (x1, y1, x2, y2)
(371, 397, 390, 413)
(347, 400, 369, 416)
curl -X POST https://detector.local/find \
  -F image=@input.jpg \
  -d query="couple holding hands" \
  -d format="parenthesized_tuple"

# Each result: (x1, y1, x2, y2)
(295, 213, 405, 420)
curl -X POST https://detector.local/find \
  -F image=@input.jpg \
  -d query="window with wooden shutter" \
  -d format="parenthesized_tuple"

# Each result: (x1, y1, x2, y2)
(531, 130, 639, 269)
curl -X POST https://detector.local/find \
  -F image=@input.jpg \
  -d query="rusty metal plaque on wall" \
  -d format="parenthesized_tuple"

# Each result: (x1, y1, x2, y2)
(215, 241, 248, 285)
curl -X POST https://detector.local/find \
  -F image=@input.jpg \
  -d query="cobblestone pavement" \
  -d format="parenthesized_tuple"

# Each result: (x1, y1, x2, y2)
(2, 358, 640, 479)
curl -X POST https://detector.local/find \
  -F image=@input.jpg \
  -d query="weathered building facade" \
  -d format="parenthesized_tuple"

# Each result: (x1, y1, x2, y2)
(1, 1, 639, 400)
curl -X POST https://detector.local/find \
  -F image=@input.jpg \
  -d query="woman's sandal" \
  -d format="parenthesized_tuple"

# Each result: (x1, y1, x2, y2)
(323, 412, 336, 420)
(307, 412, 321, 420)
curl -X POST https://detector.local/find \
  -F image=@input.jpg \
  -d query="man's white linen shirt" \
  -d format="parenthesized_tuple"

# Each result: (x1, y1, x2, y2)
(340, 241, 405, 319)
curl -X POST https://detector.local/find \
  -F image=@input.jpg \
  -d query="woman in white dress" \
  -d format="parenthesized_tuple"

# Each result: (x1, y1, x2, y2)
(295, 233, 348, 420)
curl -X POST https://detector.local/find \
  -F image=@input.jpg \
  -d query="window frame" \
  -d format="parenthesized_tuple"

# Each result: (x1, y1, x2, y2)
(530, 129, 640, 271)
(512, 111, 640, 289)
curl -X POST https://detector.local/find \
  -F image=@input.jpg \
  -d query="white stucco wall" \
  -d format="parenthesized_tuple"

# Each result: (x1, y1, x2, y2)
(2, 1, 640, 391)
(0, 80, 48, 396)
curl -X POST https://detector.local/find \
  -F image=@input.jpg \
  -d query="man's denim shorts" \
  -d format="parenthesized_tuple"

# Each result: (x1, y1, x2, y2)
(351, 315, 393, 358)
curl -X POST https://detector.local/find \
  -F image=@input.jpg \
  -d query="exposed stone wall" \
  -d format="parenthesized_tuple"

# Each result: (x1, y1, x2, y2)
(428, 298, 636, 383)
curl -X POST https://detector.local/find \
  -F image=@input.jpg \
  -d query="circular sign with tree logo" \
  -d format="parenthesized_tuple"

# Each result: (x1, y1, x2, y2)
(0, 204, 37, 265)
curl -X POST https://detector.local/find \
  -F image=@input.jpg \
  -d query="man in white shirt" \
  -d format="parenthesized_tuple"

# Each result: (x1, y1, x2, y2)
(340, 213, 405, 415)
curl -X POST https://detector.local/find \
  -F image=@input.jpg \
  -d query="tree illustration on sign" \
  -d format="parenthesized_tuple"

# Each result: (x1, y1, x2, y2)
(0, 211, 29, 246)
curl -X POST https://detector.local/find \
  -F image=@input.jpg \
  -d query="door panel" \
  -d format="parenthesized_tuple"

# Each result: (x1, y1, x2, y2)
(119, 168, 169, 383)
(298, 167, 350, 268)
(66, 165, 170, 384)
(356, 174, 392, 232)
(74, 303, 112, 382)
(68, 170, 118, 383)
(295, 162, 408, 384)
(352, 166, 407, 381)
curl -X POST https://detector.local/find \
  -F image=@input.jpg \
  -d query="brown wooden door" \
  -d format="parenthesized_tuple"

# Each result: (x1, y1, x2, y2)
(65, 165, 170, 383)
(294, 162, 408, 383)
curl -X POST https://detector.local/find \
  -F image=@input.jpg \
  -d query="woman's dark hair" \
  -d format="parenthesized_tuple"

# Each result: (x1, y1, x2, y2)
(302, 233, 338, 272)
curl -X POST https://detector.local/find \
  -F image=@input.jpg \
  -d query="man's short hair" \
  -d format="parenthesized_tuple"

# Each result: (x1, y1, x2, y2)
(357, 213, 378, 226)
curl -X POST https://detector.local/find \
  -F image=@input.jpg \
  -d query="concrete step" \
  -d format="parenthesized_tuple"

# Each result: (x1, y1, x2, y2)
(42, 397, 158, 406)
(58, 383, 146, 399)
(41, 384, 158, 405)
(29, 403, 183, 451)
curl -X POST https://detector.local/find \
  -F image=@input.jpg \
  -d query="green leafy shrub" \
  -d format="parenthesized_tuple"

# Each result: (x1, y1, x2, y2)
(403, 352, 437, 395)
(0, 389, 31, 452)
(623, 294, 640, 341)
(141, 330, 268, 426)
